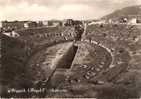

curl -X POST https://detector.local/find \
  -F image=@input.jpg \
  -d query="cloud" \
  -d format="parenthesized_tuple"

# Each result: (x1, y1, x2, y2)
(0, 2, 55, 20)
(0, 0, 140, 20)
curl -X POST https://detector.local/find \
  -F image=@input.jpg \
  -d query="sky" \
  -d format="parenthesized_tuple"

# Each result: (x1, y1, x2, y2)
(0, 0, 141, 21)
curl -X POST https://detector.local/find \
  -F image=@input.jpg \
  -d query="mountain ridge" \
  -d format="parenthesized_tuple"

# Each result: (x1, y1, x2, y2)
(102, 5, 141, 20)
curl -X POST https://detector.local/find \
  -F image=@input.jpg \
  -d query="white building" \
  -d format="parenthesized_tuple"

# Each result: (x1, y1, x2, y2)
(88, 20, 106, 25)
(128, 18, 137, 24)
(42, 21, 49, 26)
(3, 31, 20, 38)
(24, 23, 29, 28)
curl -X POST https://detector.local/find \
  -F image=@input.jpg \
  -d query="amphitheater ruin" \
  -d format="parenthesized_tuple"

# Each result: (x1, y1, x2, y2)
(1, 22, 141, 98)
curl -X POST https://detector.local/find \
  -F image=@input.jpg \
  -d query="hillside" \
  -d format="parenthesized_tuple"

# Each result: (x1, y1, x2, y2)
(102, 5, 141, 20)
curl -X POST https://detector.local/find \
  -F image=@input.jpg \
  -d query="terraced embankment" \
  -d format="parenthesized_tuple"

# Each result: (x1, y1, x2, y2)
(71, 24, 141, 98)
(69, 41, 113, 82)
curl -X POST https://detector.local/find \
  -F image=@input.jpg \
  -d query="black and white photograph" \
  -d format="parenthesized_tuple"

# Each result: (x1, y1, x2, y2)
(0, 0, 141, 98)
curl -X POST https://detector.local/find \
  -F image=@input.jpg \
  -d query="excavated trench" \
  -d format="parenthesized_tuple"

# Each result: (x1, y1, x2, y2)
(56, 45, 78, 69)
